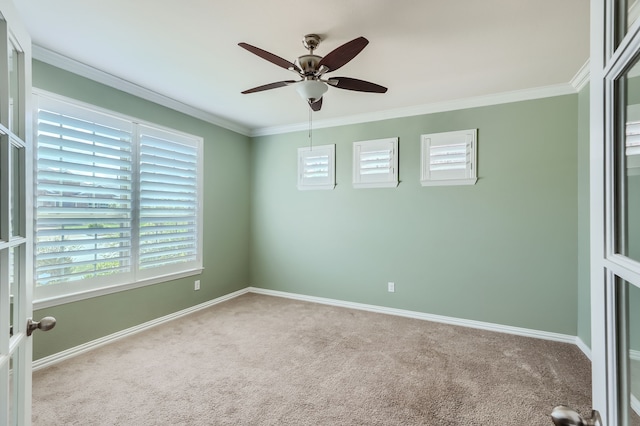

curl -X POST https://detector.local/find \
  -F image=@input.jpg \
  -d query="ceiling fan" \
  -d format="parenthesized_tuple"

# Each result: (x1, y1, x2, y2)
(238, 34, 388, 112)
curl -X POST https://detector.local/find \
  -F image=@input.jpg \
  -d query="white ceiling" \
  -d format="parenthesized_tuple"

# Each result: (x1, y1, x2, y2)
(15, 0, 590, 135)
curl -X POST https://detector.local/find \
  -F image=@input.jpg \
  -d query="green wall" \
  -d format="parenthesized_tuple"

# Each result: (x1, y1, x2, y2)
(31, 59, 586, 360)
(32, 61, 252, 360)
(577, 84, 591, 348)
(251, 95, 579, 335)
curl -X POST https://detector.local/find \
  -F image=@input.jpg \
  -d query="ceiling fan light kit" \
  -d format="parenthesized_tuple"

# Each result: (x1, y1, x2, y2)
(295, 79, 328, 103)
(238, 33, 387, 112)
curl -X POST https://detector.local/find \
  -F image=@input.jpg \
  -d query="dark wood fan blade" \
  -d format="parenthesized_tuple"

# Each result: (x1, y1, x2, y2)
(327, 77, 387, 93)
(309, 97, 323, 111)
(238, 42, 300, 72)
(241, 80, 296, 94)
(317, 36, 369, 72)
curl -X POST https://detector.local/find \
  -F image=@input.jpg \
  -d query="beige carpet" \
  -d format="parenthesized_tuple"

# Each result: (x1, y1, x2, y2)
(33, 293, 594, 425)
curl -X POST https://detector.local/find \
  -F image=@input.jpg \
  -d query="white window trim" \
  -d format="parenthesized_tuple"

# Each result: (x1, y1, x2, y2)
(420, 129, 477, 187)
(32, 88, 204, 308)
(421, 178, 477, 187)
(297, 144, 336, 191)
(352, 137, 399, 189)
(34, 268, 203, 310)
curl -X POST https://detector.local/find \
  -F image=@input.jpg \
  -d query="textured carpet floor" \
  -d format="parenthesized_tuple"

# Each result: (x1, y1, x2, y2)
(33, 293, 593, 425)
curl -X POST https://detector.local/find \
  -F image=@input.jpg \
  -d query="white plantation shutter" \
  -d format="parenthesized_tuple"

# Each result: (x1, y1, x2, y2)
(626, 121, 640, 156)
(297, 144, 335, 190)
(35, 99, 134, 289)
(626, 121, 640, 175)
(33, 91, 203, 303)
(429, 143, 467, 172)
(359, 150, 392, 174)
(421, 129, 477, 186)
(353, 138, 398, 188)
(138, 126, 200, 275)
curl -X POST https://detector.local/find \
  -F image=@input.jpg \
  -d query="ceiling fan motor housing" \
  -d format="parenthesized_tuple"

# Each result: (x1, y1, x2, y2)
(296, 54, 322, 76)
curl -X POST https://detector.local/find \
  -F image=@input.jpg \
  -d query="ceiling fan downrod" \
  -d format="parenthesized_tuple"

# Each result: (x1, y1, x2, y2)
(302, 34, 321, 53)
(297, 34, 324, 77)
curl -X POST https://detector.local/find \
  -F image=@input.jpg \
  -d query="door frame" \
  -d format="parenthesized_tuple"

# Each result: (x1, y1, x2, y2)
(0, 0, 32, 424)
(591, 0, 640, 424)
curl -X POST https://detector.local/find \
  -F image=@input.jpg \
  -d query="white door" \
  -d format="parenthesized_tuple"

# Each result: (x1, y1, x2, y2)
(589, 0, 640, 425)
(0, 1, 35, 425)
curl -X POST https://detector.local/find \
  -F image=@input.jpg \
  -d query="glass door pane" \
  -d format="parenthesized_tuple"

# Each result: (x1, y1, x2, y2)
(0, 132, 6, 244)
(621, 280, 640, 425)
(614, 40, 640, 426)
(617, 55, 640, 261)
(8, 39, 19, 136)
(9, 351, 16, 425)
(10, 140, 22, 238)
(619, 0, 640, 45)
(9, 245, 18, 341)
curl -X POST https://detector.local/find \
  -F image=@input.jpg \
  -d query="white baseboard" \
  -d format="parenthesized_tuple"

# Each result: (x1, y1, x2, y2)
(575, 337, 592, 360)
(32, 287, 250, 371)
(247, 287, 578, 345)
(33, 285, 590, 372)
(632, 351, 640, 418)
(633, 394, 640, 419)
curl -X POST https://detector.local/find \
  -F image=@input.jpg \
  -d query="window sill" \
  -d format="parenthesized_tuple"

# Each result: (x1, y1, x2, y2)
(421, 178, 478, 187)
(353, 181, 399, 189)
(33, 267, 204, 310)
(297, 184, 336, 191)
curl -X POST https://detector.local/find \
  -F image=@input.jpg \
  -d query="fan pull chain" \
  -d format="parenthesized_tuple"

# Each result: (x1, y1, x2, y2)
(308, 106, 313, 150)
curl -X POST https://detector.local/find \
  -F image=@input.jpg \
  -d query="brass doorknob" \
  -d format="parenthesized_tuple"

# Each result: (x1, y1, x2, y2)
(26, 316, 56, 337)
(551, 406, 602, 426)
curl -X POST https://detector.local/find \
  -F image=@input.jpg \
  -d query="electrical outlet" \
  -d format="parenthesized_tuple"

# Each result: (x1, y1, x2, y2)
(194, 280, 200, 291)
(388, 282, 395, 293)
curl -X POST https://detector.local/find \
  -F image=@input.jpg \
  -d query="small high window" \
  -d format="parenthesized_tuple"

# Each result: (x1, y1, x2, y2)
(352, 137, 399, 189)
(297, 144, 335, 190)
(420, 129, 477, 186)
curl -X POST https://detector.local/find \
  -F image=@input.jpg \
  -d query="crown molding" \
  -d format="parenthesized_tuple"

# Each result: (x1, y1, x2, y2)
(571, 60, 591, 92)
(32, 45, 252, 137)
(251, 83, 578, 137)
(33, 45, 589, 139)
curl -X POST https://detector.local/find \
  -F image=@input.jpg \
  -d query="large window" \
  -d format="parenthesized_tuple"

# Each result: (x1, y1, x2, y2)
(33, 91, 203, 305)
